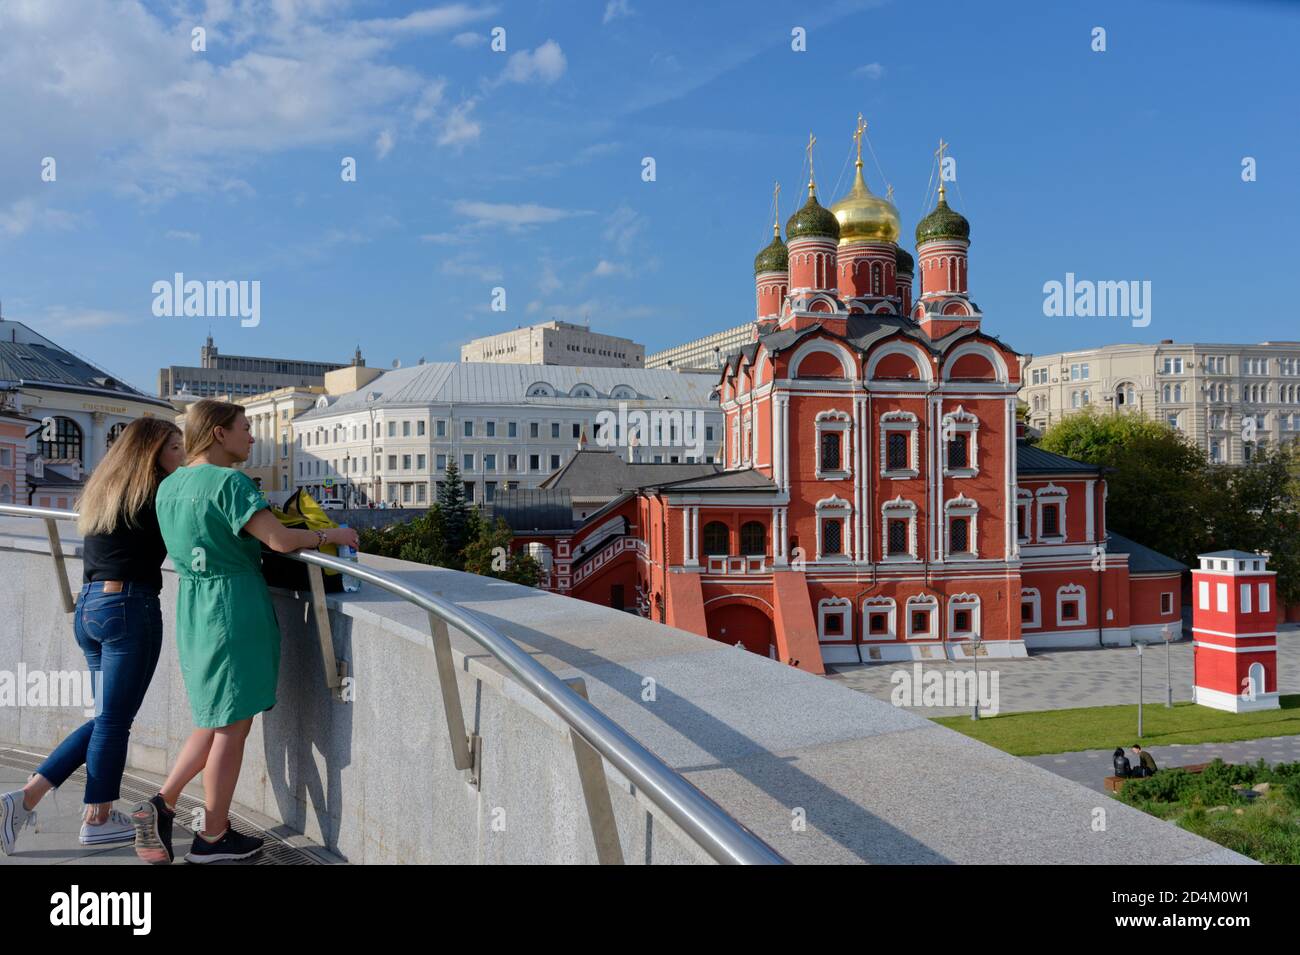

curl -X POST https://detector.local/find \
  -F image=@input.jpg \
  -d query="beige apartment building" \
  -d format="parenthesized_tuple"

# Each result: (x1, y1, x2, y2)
(460, 321, 644, 368)
(1021, 340, 1300, 465)
(645, 321, 756, 373)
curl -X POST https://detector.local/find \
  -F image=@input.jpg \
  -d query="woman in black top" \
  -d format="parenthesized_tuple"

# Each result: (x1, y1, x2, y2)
(0, 418, 183, 855)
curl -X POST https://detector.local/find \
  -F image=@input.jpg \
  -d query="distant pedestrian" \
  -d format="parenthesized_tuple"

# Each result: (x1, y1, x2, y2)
(1131, 744, 1158, 777)
(1112, 747, 1132, 778)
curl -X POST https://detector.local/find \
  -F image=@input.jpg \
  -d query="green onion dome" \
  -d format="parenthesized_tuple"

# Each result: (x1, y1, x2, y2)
(894, 245, 915, 275)
(754, 227, 789, 274)
(915, 188, 970, 245)
(785, 186, 841, 241)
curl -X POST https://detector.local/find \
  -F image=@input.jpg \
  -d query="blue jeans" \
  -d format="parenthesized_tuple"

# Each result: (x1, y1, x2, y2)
(34, 582, 163, 804)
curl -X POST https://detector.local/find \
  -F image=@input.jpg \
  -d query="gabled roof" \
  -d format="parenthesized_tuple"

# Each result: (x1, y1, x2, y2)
(1016, 442, 1101, 475)
(541, 448, 717, 497)
(647, 468, 777, 492)
(0, 320, 170, 409)
(1200, 549, 1267, 562)
(1106, 532, 1187, 574)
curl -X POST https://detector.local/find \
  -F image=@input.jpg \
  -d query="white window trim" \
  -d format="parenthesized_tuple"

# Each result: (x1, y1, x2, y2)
(881, 496, 919, 562)
(814, 409, 852, 480)
(1260, 582, 1271, 614)
(1160, 591, 1174, 616)
(943, 494, 979, 559)
(1015, 488, 1033, 542)
(862, 597, 897, 640)
(880, 410, 920, 479)
(815, 495, 852, 561)
(905, 594, 938, 640)
(1021, 588, 1041, 629)
(948, 593, 981, 639)
(1056, 584, 1087, 627)
(817, 597, 853, 642)
(1035, 483, 1068, 542)
(941, 405, 979, 478)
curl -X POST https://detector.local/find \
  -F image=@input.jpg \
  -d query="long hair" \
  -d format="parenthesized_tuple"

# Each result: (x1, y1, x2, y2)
(76, 417, 182, 535)
(184, 398, 245, 460)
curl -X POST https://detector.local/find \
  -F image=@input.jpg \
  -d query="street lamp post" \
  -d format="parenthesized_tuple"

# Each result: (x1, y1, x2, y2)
(1137, 640, 1144, 739)
(971, 632, 983, 721)
(1163, 624, 1173, 708)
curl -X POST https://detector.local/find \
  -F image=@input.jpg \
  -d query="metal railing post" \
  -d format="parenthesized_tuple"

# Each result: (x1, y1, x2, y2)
(305, 563, 346, 696)
(564, 678, 624, 865)
(43, 518, 74, 613)
(428, 612, 480, 785)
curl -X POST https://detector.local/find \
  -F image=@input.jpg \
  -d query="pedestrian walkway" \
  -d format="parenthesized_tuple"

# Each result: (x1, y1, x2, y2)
(0, 747, 341, 865)
(825, 627, 1300, 718)
(1024, 736, 1300, 794)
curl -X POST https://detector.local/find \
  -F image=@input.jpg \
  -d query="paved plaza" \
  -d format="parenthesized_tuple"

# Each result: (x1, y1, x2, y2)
(826, 626, 1300, 718)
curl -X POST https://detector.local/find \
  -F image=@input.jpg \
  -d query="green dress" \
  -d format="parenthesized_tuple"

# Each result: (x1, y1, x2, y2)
(156, 464, 281, 728)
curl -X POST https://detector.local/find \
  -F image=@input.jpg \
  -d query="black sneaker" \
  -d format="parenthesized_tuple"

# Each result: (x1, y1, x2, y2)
(185, 826, 264, 864)
(130, 794, 175, 865)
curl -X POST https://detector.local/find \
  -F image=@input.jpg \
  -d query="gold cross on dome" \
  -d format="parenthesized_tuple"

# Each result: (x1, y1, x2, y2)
(772, 180, 781, 234)
(854, 113, 867, 164)
(806, 132, 817, 192)
(935, 138, 950, 198)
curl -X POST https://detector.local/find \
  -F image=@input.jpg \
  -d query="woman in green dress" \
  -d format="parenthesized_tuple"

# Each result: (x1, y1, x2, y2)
(131, 399, 358, 864)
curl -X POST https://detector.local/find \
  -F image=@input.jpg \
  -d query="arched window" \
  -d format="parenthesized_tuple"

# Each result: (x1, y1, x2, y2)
(702, 521, 729, 557)
(106, 422, 128, 448)
(40, 416, 83, 464)
(739, 521, 766, 556)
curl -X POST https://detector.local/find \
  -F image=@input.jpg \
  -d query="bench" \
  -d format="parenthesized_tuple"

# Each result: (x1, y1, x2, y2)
(1104, 762, 1209, 793)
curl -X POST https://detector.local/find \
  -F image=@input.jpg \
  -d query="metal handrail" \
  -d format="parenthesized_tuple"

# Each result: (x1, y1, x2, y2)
(0, 502, 787, 865)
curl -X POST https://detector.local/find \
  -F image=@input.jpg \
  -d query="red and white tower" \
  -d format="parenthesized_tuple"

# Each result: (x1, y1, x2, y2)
(1192, 550, 1280, 712)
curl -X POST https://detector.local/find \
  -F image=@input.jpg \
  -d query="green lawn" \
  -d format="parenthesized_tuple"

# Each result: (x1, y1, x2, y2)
(932, 695, 1300, 757)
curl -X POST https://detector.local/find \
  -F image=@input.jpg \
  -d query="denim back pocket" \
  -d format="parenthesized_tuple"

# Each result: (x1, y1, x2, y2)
(79, 595, 127, 642)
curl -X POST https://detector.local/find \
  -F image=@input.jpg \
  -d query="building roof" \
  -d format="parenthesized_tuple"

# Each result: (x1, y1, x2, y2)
(648, 468, 777, 492)
(296, 361, 718, 420)
(1106, 532, 1187, 574)
(0, 320, 170, 409)
(541, 449, 716, 497)
(486, 489, 574, 533)
(1015, 442, 1102, 475)
(1199, 549, 1267, 562)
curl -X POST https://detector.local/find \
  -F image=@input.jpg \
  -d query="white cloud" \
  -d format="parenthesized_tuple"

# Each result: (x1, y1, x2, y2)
(499, 40, 566, 85)
(592, 260, 630, 277)
(602, 204, 645, 256)
(438, 99, 482, 147)
(165, 229, 201, 242)
(375, 128, 396, 159)
(440, 254, 503, 282)
(853, 62, 885, 79)
(537, 263, 562, 294)
(603, 1, 633, 24)
(452, 31, 487, 48)
(39, 306, 136, 332)
(360, 5, 497, 36)
(452, 200, 592, 231)
(0, 198, 78, 238)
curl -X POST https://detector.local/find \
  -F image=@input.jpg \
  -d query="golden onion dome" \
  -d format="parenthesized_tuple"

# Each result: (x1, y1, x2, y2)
(831, 161, 901, 245)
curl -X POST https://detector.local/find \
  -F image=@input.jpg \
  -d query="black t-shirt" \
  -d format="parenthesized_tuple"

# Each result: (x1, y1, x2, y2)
(81, 499, 168, 592)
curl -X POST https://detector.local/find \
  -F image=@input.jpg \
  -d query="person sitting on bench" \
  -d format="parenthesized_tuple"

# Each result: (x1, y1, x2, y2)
(1112, 747, 1132, 778)
(1130, 745, 1158, 778)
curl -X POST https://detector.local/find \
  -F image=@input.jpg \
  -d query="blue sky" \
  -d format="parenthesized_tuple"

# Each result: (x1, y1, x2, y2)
(0, 0, 1296, 394)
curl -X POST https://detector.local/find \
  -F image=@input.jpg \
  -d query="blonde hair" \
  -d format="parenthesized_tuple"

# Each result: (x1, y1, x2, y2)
(184, 398, 245, 460)
(77, 418, 182, 535)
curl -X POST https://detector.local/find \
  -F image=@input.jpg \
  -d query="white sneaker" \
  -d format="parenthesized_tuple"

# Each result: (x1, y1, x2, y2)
(79, 808, 135, 846)
(0, 790, 37, 856)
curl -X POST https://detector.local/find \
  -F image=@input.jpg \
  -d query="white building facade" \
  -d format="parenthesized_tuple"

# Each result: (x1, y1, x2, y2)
(290, 362, 722, 507)
(1021, 340, 1300, 464)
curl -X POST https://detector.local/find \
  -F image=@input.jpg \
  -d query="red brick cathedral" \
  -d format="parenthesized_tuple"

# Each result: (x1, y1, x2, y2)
(513, 131, 1183, 673)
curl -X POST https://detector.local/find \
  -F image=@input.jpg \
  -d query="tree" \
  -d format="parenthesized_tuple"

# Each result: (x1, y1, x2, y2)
(437, 461, 472, 567)
(1038, 408, 1216, 567)
(462, 516, 541, 586)
(1206, 442, 1300, 605)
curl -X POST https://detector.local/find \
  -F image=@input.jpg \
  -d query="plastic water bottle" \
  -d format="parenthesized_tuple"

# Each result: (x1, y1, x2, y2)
(337, 523, 361, 593)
